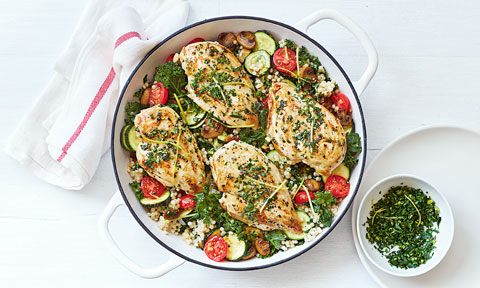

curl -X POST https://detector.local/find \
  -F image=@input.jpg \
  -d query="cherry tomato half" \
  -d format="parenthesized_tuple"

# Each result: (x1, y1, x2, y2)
(187, 37, 205, 46)
(273, 47, 297, 75)
(331, 93, 350, 111)
(325, 175, 350, 198)
(149, 82, 169, 106)
(294, 191, 316, 204)
(165, 53, 175, 63)
(140, 176, 166, 199)
(179, 195, 197, 209)
(204, 236, 228, 262)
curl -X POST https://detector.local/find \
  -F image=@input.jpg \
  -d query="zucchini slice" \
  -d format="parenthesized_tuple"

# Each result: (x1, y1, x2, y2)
(322, 163, 351, 183)
(244, 50, 271, 76)
(164, 208, 195, 221)
(139, 190, 171, 208)
(120, 125, 133, 151)
(266, 150, 285, 164)
(224, 233, 247, 261)
(185, 105, 207, 127)
(126, 125, 142, 152)
(202, 228, 222, 249)
(253, 32, 277, 55)
(284, 210, 311, 240)
(179, 208, 194, 219)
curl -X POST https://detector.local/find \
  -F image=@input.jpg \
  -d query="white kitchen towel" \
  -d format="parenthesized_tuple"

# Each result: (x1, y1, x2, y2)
(5, 0, 189, 190)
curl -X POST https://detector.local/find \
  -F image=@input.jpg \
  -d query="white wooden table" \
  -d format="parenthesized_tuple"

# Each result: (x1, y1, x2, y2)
(1, 0, 479, 287)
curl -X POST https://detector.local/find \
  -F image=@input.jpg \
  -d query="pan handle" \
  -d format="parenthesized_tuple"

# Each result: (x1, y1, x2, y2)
(294, 9, 378, 96)
(98, 191, 185, 278)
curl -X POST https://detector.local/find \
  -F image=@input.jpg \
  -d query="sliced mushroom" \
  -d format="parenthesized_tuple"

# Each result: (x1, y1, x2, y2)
(242, 245, 257, 260)
(217, 32, 237, 50)
(337, 109, 352, 127)
(140, 88, 150, 105)
(201, 119, 225, 139)
(255, 238, 271, 256)
(305, 179, 322, 192)
(300, 66, 317, 81)
(237, 31, 256, 49)
(301, 83, 314, 95)
(319, 94, 333, 110)
(163, 209, 181, 220)
(237, 49, 251, 63)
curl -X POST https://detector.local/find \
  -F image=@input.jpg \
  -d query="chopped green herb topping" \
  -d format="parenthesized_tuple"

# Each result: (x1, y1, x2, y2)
(364, 185, 441, 269)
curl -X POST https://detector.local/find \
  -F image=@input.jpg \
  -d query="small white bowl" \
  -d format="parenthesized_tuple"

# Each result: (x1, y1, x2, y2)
(356, 174, 454, 277)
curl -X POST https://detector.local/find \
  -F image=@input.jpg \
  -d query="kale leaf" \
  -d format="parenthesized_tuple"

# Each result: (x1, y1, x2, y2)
(133, 88, 143, 99)
(125, 102, 147, 125)
(237, 103, 268, 147)
(316, 205, 334, 227)
(194, 185, 245, 234)
(313, 191, 336, 206)
(259, 107, 268, 131)
(298, 46, 322, 73)
(343, 132, 362, 170)
(283, 39, 297, 50)
(311, 191, 337, 227)
(264, 230, 287, 250)
(223, 217, 246, 236)
(193, 186, 223, 224)
(238, 129, 266, 147)
(154, 62, 188, 94)
(129, 181, 143, 200)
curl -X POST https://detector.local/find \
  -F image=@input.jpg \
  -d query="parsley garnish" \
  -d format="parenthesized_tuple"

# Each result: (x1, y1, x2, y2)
(364, 185, 441, 269)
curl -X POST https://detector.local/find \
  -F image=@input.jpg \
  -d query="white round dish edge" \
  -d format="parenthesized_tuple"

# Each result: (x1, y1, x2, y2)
(356, 174, 454, 277)
(351, 125, 480, 287)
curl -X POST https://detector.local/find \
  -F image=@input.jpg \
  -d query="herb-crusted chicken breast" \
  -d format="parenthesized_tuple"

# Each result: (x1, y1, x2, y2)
(210, 141, 302, 233)
(267, 82, 347, 176)
(135, 106, 205, 194)
(179, 42, 259, 128)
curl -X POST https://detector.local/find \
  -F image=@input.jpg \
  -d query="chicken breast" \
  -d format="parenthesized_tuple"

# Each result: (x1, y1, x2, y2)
(179, 42, 259, 128)
(135, 106, 205, 194)
(267, 82, 347, 176)
(210, 141, 302, 233)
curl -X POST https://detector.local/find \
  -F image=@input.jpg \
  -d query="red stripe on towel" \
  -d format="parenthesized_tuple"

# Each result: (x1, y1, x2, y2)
(115, 31, 141, 48)
(57, 68, 116, 162)
(57, 31, 141, 162)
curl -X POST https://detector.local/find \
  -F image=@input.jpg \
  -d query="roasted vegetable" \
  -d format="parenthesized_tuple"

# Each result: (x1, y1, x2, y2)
(217, 32, 236, 50)
(237, 31, 256, 49)
(255, 238, 271, 256)
(305, 179, 322, 192)
(201, 119, 224, 139)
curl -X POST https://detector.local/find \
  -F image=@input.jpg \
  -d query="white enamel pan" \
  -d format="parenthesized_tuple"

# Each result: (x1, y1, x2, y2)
(99, 9, 378, 278)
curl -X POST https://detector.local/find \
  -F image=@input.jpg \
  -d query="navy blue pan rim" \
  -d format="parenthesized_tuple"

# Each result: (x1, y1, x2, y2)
(110, 15, 367, 272)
